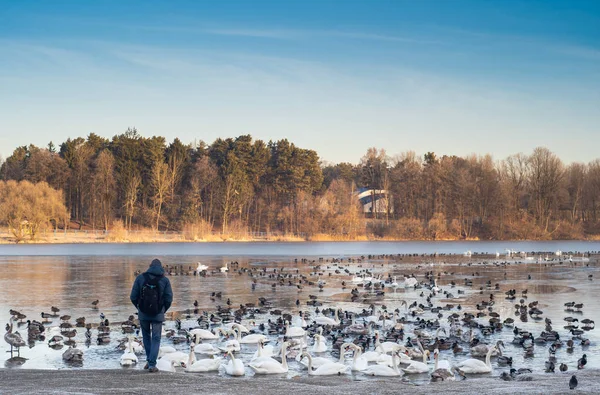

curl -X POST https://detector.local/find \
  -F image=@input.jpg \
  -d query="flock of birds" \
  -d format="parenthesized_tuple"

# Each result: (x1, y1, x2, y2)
(4, 250, 598, 391)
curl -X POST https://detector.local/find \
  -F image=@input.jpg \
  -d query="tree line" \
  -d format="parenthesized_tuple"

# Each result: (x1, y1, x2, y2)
(1, 128, 598, 240)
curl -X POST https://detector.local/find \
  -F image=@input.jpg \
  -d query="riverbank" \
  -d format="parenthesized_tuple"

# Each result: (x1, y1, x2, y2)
(0, 229, 598, 245)
(0, 369, 595, 394)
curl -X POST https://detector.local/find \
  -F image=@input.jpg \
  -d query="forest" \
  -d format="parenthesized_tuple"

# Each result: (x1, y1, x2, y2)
(1, 128, 599, 241)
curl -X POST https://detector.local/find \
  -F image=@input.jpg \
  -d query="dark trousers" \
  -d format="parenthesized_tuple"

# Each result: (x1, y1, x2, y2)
(139, 320, 162, 367)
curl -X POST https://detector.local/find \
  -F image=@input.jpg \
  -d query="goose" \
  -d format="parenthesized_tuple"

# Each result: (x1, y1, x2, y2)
(314, 309, 340, 326)
(300, 352, 348, 376)
(224, 350, 245, 376)
(189, 328, 219, 340)
(120, 336, 139, 366)
(455, 345, 496, 374)
(185, 344, 222, 372)
(4, 321, 26, 357)
(249, 342, 289, 374)
(362, 352, 402, 377)
(157, 358, 177, 372)
(196, 262, 209, 272)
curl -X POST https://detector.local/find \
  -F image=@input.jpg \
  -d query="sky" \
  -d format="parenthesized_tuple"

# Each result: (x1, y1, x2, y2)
(1, 0, 599, 165)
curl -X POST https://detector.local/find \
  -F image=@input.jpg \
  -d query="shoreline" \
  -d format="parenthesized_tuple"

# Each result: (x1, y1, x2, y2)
(0, 230, 598, 245)
(0, 368, 595, 394)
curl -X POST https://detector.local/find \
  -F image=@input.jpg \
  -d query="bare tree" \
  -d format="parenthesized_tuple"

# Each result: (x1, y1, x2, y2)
(151, 161, 171, 231)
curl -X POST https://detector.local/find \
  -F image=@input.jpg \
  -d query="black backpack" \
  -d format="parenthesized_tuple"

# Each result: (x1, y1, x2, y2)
(138, 273, 163, 315)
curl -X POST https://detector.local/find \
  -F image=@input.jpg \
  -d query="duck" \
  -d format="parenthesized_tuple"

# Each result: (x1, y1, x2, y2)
(249, 342, 289, 374)
(455, 345, 496, 374)
(185, 343, 222, 372)
(62, 344, 83, 363)
(362, 351, 402, 377)
(300, 352, 348, 376)
(120, 336, 138, 366)
(223, 350, 245, 376)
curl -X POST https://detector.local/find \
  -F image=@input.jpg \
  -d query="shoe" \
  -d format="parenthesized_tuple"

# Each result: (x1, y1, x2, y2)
(144, 362, 149, 369)
(148, 367, 159, 373)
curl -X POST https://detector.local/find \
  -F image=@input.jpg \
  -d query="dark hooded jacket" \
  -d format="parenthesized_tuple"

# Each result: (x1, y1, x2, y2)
(130, 260, 173, 322)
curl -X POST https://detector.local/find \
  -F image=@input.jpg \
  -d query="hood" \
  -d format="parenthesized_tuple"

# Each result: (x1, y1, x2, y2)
(146, 259, 165, 276)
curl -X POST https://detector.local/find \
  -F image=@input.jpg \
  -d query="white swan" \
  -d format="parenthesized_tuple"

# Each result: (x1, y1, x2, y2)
(296, 352, 334, 369)
(455, 345, 496, 374)
(186, 343, 222, 372)
(220, 263, 229, 273)
(193, 338, 220, 355)
(159, 349, 188, 367)
(189, 328, 219, 340)
(312, 334, 328, 353)
(196, 262, 209, 272)
(390, 276, 399, 289)
(228, 322, 250, 334)
(251, 339, 275, 362)
(401, 350, 430, 374)
(301, 352, 348, 376)
(285, 322, 306, 338)
(156, 358, 177, 372)
(218, 328, 241, 352)
(229, 326, 267, 344)
(224, 350, 245, 376)
(404, 277, 418, 288)
(158, 345, 177, 357)
(314, 309, 340, 326)
(345, 343, 368, 371)
(249, 342, 289, 374)
(374, 331, 400, 354)
(120, 336, 138, 366)
(362, 352, 402, 377)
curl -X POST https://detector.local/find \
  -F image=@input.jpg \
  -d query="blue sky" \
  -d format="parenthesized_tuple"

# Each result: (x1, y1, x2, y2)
(1, 0, 599, 164)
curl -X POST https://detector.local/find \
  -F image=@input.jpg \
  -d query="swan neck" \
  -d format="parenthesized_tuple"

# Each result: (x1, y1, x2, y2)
(485, 348, 493, 367)
(281, 344, 288, 369)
